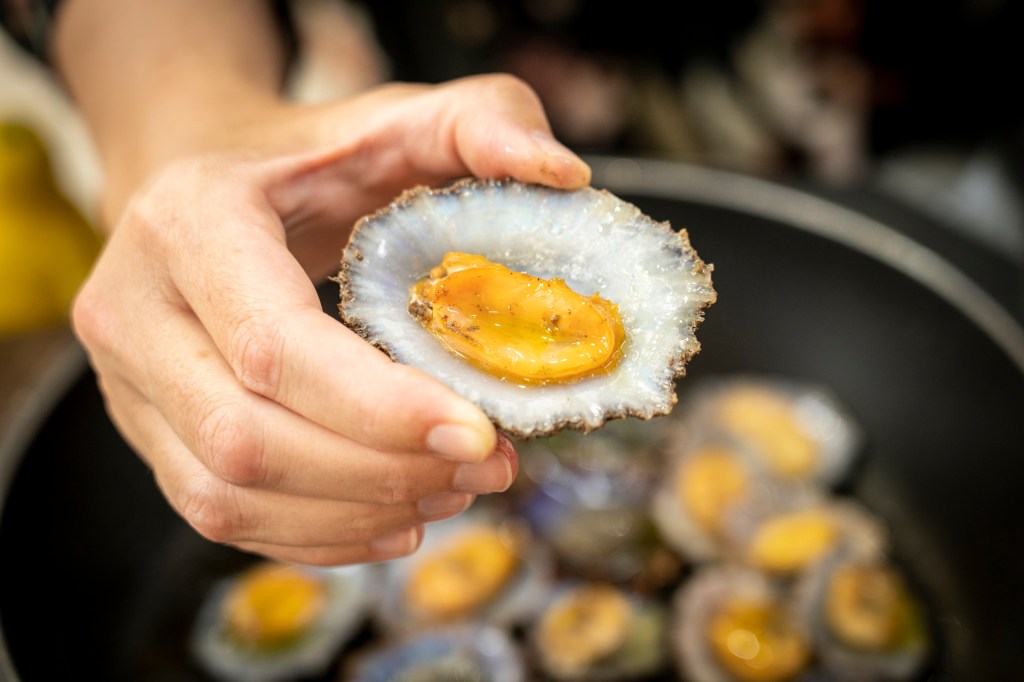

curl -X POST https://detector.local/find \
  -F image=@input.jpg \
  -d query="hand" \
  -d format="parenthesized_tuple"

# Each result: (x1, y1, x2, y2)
(72, 74, 591, 565)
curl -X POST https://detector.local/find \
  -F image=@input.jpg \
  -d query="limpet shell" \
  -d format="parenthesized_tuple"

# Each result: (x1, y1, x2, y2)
(336, 178, 715, 438)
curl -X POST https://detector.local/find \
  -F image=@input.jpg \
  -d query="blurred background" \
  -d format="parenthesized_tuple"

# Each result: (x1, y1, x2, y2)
(3, 0, 1024, 340)
(2, 3, 1024, 679)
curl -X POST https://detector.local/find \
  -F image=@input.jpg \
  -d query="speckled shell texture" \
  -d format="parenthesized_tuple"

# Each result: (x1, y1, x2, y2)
(337, 178, 716, 438)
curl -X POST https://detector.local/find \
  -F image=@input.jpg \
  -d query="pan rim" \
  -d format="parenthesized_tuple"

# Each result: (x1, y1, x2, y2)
(1, 156, 1023, 682)
(0, 331, 85, 682)
(588, 155, 1024, 375)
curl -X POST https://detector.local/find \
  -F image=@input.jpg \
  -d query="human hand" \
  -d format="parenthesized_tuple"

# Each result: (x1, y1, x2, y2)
(72, 74, 591, 566)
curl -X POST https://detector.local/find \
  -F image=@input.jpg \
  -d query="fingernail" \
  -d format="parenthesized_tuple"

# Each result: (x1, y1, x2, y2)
(532, 130, 582, 161)
(427, 423, 494, 463)
(418, 492, 473, 520)
(454, 453, 513, 493)
(370, 528, 417, 556)
(495, 431, 519, 479)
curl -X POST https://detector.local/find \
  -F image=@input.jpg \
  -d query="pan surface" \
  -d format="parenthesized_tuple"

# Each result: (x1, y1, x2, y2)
(1, 158, 1022, 681)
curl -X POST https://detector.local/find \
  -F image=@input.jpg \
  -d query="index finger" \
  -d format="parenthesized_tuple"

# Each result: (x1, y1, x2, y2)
(167, 185, 496, 463)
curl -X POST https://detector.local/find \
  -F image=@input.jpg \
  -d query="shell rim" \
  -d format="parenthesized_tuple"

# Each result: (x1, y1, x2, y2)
(334, 177, 716, 439)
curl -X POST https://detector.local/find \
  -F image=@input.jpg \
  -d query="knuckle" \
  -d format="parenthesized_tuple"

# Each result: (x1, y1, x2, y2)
(195, 399, 269, 488)
(480, 73, 540, 104)
(228, 312, 285, 398)
(378, 473, 420, 506)
(127, 166, 197, 246)
(176, 473, 244, 543)
(70, 283, 115, 355)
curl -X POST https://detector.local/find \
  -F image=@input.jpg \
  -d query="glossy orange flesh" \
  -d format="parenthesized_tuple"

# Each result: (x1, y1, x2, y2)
(409, 252, 626, 385)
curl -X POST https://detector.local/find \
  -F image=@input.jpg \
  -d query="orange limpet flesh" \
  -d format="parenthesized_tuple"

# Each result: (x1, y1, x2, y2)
(715, 388, 818, 478)
(409, 252, 626, 385)
(708, 598, 811, 682)
(746, 509, 838, 575)
(678, 444, 751, 535)
(222, 562, 328, 648)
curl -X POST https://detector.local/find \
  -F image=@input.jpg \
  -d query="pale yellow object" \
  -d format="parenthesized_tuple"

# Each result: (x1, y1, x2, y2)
(716, 387, 818, 478)
(537, 583, 632, 676)
(405, 526, 520, 621)
(0, 121, 102, 335)
(826, 562, 921, 652)
(221, 562, 328, 648)
(746, 509, 838, 574)
(708, 598, 811, 682)
(677, 444, 751, 534)
(409, 251, 626, 385)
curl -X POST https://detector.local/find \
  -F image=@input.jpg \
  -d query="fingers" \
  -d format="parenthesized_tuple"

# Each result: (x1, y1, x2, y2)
(138, 299, 514, 502)
(100, 373, 469, 558)
(363, 73, 591, 188)
(124, 170, 498, 464)
(233, 525, 425, 567)
(100, 269, 516, 502)
(442, 74, 592, 189)
(266, 74, 591, 230)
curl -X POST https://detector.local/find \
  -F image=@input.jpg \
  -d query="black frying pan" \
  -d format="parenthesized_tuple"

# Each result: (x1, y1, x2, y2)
(1, 158, 1022, 681)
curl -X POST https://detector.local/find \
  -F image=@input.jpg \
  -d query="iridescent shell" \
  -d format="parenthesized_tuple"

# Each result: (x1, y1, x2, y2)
(348, 624, 526, 682)
(190, 562, 376, 682)
(336, 178, 715, 438)
(671, 564, 813, 682)
(528, 580, 669, 681)
(517, 418, 671, 583)
(794, 547, 932, 680)
(374, 511, 554, 635)
(675, 375, 863, 488)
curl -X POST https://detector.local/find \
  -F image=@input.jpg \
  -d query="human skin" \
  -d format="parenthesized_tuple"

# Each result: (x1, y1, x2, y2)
(54, 0, 591, 566)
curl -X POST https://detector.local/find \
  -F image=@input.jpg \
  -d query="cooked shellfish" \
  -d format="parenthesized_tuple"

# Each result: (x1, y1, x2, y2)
(677, 376, 863, 488)
(375, 512, 553, 634)
(530, 581, 668, 681)
(337, 178, 715, 437)
(190, 561, 376, 682)
(795, 548, 932, 680)
(672, 565, 813, 682)
(518, 418, 671, 582)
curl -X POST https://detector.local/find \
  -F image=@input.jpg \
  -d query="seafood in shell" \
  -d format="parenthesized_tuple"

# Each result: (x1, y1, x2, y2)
(190, 561, 376, 682)
(675, 376, 863, 488)
(336, 178, 715, 438)
(374, 511, 554, 635)
(529, 581, 668, 681)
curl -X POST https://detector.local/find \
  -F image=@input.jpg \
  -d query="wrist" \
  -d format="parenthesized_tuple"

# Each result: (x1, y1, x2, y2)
(52, 0, 290, 225)
(97, 89, 288, 227)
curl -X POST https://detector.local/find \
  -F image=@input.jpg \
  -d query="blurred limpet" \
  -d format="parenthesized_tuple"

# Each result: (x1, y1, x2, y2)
(672, 564, 813, 682)
(725, 496, 890, 579)
(376, 512, 554, 634)
(530, 581, 668, 681)
(190, 561, 376, 682)
(650, 428, 784, 564)
(677, 376, 863, 488)
(518, 418, 672, 583)
(795, 546, 932, 681)
(346, 623, 526, 682)
(336, 178, 715, 438)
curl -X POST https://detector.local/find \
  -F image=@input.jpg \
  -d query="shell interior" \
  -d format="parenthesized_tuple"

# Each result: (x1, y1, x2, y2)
(375, 512, 553, 635)
(190, 564, 377, 682)
(351, 624, 526, 682)
(338, 179, 715, 437)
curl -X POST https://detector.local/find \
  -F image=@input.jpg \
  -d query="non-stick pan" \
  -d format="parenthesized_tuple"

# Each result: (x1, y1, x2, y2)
(1, 157, 1022, 681)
